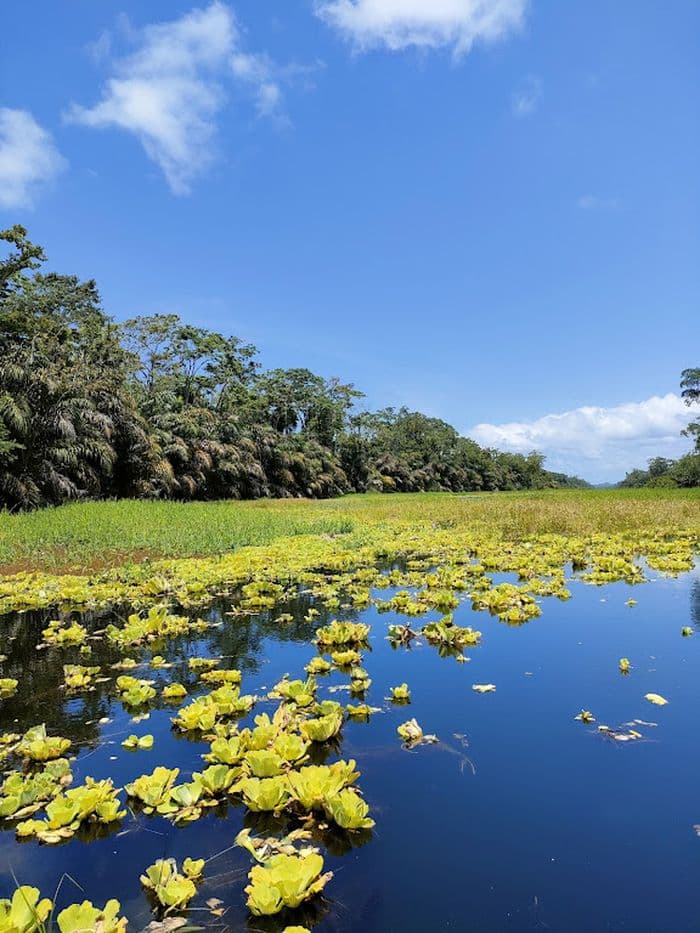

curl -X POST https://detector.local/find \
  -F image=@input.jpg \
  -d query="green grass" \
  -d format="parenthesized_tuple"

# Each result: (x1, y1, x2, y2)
(0, 499, 354, 573)
(1, 489, 698, 575)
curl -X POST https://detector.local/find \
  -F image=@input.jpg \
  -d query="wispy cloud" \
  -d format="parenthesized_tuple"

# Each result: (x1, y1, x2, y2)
(0, 108, 66, 209)
(469, 394, 692, 482)
(67, 2, 285, 194)
(511, 75, 542, 116)
(315, 0, 528, 56)
(577, 194, 621, 211)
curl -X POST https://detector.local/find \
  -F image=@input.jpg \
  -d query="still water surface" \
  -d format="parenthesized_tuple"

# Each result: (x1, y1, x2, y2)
(1, 566, 699, 932)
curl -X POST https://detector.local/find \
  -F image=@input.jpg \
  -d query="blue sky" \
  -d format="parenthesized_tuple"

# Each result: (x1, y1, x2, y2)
(1, 0, 698, 482)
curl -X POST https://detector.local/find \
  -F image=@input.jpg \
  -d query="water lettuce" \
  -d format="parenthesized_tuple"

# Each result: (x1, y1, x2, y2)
(140, 858, 201, 911)
(300, 711, 343, 743)
(323, 788, 374, 830)
(121, 734, 154, 751)
(238, 776, 290, 813)
(125, 766, 180, 812)
(316, 621, 370, 646)
(0, 886, 52, 932)
(17, 725, 70, 762)
(57, 899, 126, 933)
(245, 852, 332, 916)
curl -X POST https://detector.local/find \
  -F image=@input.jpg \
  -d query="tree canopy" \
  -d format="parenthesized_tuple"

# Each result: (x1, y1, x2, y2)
(619, 372, 700, 488)
(0, 227, 592, 510)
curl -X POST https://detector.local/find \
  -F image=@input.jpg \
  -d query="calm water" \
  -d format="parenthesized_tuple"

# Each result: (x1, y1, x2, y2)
(1, 566, 699, 932)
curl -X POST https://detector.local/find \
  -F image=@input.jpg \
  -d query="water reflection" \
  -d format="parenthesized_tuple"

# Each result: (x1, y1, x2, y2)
(0, 567, 698, 932)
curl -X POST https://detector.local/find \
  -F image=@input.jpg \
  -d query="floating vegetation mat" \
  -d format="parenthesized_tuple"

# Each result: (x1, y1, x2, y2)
(0, 522, 698, 931)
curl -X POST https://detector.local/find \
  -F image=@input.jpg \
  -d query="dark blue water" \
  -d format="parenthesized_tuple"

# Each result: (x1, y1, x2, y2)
(1, 567, 699, 932)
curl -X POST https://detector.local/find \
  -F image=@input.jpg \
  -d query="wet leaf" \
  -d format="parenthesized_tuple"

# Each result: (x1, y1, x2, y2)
(645, 693, 669, 706)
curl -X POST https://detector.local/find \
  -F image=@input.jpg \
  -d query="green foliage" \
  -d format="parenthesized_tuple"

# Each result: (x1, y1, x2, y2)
(140, 858, 202, 912)
(125, 766, 180, 812)
(237, 776, 290, 813)
(323, 788, 375, 830)
(299, 710, 344, 743)
(121, 734, 154, 751)
(316, 621, 370, 646)
(0, 228, 585, 513)
(390, 683, 411, 702)
(287, 760, 360, 811)
(15, 778, 124, 843)
(245, 852, 332, 916)
(0, 886, 52, 933)
(619, 367, 700, 487)
(17, 725, 70, 762)
(56, 899, 126, 933)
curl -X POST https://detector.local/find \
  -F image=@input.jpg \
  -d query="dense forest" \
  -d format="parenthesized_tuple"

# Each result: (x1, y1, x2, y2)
(619, 368, 700, 489)
(0, 223, 649, 512)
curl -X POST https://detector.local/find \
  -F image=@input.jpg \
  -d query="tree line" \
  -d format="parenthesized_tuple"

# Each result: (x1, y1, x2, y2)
(0, 225, 590, 510)
(618, 369, 700, 488)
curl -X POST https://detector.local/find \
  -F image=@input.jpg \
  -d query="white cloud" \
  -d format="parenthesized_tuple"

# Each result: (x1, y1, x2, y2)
(0, 109, 66, 209)
(231, 51, 283, 118)
(469, 394, 692, 482)
(315, 0, 528, 55)
(511, 74, 542, 116)
(577, 194, 620, 211)
(67, 2, 283, 194)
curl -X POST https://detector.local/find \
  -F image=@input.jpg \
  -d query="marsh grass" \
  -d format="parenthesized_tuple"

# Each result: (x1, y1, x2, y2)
(0, 489, 698, 575)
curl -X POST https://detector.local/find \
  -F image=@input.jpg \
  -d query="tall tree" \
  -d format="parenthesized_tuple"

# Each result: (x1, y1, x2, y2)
(681, 367, 700, 452)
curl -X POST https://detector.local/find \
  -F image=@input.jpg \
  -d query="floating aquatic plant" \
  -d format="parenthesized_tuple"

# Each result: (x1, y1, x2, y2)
(121, 734, 154, 751)
(235, 826, 314, 864)
(188, 657, 219, 672)
(162, 683, 187, 700)
(324, 788, 374, 831)
(115, 675, 156, 708)
(316, 621, 370, 646)
(0, 759, 72, 820)
(387, 623, 418, 647)
(245, 750, 285, 778)
(125, 766, 180, 813)
(41, 620, 88, 649)
(245, 852, 332, 916)
(271, 676, 317, 707)
(329, 649, 362, 667)
(0, 886, 52, 932)
(349, 667, 371, 693)
(15, 778, 124, 844)
(389, 683, 411, 702)
(287, 761, 359, 812)
(56, 899, 127, 933)
(472, 684, 496, 694)
(237, 776, 290, 813)
(397, 719, 437, 748)
(63, 664, 100, 692)
(106, 606, 204, 649)
(422, 618, 481, 649)
(575, 710, 596, 723)
(300, 711, 343, 743)
(345, 704, 379, 721)
(471, 583, 541, 624)
(205, 735, 244, 765)
(305, 657, 332, 675)
(619, 658, 631, 674)
(17, 725, 70, 762)
(199, 668, 242, 685)
(0, 678, 18, 697)
(140, 857, 202, 912)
